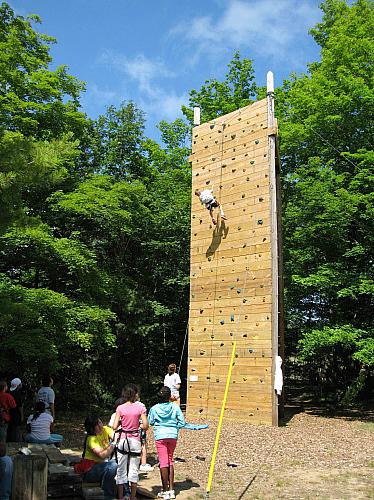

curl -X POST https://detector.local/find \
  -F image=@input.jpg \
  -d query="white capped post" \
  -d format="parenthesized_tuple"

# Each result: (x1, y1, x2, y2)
(267, 71, 274, 94)
(193, 106, 201, 126)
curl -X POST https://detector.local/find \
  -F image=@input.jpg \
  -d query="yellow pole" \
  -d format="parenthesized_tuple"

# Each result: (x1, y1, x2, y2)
(206, 340, 237, 496)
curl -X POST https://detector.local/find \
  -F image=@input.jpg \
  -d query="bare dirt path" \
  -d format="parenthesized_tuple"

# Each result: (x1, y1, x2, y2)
(60, 407, 374, 499)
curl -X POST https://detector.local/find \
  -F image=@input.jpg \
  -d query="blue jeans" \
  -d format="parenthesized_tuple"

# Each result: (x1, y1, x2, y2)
(83, 460, 117, 499)
(0, 455, 13, 500)
(25, 433, 63, 444)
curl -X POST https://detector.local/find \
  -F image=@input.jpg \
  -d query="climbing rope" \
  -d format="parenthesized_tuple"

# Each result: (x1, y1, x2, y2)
(206, 121, 228, 413)
(177, 319, 189, 375)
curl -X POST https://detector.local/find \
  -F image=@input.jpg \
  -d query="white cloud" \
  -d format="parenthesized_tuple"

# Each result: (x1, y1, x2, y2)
(141, 91, 188, 122)
(97, 51, 186, 121)
(172, 0, 320, 60)
(98, 51, 174, 96)
(87, 84, 118, 105)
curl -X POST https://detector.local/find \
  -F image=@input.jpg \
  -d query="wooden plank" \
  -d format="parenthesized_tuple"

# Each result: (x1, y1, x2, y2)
(186, 404, 272, 417)
(191, 139, 268, 162)
(191, 99, 267, 137)
(45, 446, 69, 465)
(12, 455, 33, 500)
(187, 370, 272, 381)
(191, 224, 271, 247)
(190, 259, 272, 278)
(191, 104, 267, 141)
(188, 322, 272, 333)
(189, 356, 272, 367)
(12, 454, 48, 500)
(268, 82, 279, 427)
(190, 295, 272, 310)
(191, 126, 269, 158)
(191, 236, 270, 254)
(193, 168, 270, 186)
(188, 339, 272, 348)
(192, 190, 271, 212)
(191, 150, 269, 174)
(191, 110, 268, 144)
(190, 282, 272, 298)
(190, 243, 271, 264)
(191, 129, 268, 158)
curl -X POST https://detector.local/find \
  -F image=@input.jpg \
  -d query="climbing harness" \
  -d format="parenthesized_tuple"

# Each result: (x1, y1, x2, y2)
(113, 427, 142, 478)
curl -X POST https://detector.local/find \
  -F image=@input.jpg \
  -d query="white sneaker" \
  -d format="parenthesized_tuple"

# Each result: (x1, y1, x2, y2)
(139, 463, 154, 472)
(168, 490, 176, 499)
(157, 492, 170, 499)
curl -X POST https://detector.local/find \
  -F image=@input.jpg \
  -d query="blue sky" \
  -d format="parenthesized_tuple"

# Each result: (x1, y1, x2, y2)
(9, 0, 323, 139)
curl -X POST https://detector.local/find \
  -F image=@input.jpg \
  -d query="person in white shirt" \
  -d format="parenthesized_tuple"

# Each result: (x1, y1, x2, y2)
(37, 375, 55, 419)
(25, 401, 63, 444)
(163, 364, 181, 406)
(195, 188, 227, 225)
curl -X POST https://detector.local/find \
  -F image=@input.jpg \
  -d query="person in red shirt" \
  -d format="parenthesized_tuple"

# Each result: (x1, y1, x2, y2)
(0, 381, 16, 443)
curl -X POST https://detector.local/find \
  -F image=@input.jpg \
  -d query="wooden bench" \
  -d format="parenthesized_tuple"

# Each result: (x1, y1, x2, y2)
(8, 443, 156, 499)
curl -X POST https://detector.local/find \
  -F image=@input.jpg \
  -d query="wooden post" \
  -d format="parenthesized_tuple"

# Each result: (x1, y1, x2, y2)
(267, 71, 280, 426)
(12, 454, 48, 500)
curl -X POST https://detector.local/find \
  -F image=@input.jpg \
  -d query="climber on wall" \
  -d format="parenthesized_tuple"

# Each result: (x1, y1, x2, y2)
(195, 188, 227, 225)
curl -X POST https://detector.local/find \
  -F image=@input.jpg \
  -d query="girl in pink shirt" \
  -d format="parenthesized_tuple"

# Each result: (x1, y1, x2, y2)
(112, 384, 148, 500)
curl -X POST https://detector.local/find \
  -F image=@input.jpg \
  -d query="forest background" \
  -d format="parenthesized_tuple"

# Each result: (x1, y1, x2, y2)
(0, 0, 373, 410)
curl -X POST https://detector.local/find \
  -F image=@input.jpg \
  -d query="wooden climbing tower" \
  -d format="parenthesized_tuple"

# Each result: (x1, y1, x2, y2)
(187, 73, 284, 425)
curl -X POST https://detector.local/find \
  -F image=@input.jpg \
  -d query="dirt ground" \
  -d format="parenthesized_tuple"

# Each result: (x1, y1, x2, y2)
(59, 406, 374, 500)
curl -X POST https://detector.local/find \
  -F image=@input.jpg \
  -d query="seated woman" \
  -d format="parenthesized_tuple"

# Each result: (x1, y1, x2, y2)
(25, 401, 63, 445)
(74, 415, 117, 500)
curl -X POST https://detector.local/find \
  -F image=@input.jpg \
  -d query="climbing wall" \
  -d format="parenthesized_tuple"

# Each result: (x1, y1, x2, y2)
(187, 98, 282, 425)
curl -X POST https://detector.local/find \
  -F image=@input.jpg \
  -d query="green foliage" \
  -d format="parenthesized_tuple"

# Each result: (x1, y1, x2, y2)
(0, 224, 106, 301)
(0, 274, 115, 373)
(0, 0, 372, 409)
(0, 3, 86, 138)
(0, 131, 79, 229)
(182, 51, 262, 124)
(279, 0, 374, 401)
(91, 102, 149, 180)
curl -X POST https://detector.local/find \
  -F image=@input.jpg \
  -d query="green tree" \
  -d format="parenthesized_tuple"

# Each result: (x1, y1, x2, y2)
(278, 0, 374, 402)
(91, 101, 149, 180)
(182, 51, 262, 124)
(0, 2, 86, 138)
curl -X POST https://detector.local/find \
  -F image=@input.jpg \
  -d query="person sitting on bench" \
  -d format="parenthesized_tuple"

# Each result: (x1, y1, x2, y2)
(25, 401, 63, 445)
(74, 415, 117, 500)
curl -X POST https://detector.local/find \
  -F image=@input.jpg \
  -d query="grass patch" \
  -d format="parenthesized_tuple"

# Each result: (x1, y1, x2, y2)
(288, 460, 303, 466)
(360, 422, 374, 431)
(276, 479, 287, 487)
